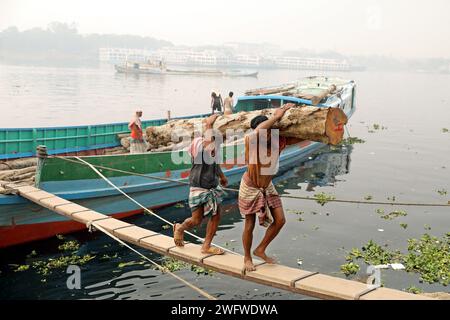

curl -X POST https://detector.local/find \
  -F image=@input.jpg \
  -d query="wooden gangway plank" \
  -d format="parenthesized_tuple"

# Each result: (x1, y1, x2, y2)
(8, 184, 433, 300)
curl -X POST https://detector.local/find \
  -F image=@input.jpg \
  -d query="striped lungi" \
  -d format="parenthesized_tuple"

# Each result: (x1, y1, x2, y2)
(188, 185, 224, 217)
(238, 173, 282, 227)
(130, 138, 148, 154)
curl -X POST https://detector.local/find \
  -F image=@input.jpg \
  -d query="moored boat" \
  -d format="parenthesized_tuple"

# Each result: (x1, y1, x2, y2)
(115, 60, 258, 77)
(0, 77, 356, 248)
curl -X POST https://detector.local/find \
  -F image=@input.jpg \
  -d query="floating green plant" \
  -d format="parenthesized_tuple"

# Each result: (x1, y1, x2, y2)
(340, 262, 360, 275)
(437, 189, 447, 196)
(403, 233, 450, 285)
(400, 223, 408, 229)
(378, 210, 407, 220)
(161, 257, 188, 272)
(364, 195, 373, 201)
(14, 265, 30, 272)
(342, 233, 450, 285)
(405, 286, 423, 294)
(314, 192, 335, 206)
(360, 240, 403, 265)
(442, 128, 449, 133)
(32, 254, 95, 276)
(191, 265, 214, 276)
(339, 137, 366, 145)
(58, 241, 80, 252)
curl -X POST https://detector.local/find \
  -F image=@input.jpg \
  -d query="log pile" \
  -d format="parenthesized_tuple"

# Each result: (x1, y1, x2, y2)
(145, 104, 348, 150)
(0, 166, 36, 191)
(245, 84, 337, 106)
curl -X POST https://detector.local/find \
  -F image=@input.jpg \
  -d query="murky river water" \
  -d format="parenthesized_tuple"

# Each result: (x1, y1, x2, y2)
(0, 64, 449, 299)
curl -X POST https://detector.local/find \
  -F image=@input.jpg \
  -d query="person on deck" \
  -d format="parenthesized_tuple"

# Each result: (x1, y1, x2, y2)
(173, 113, 228, 255)
(239, 103, 301, 271)
(223, 91, 234, 115)
(128, 110, 147, 154)
(211, 92, 223, 114)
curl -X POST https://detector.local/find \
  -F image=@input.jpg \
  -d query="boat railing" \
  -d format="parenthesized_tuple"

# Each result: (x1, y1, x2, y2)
(0, 113, 210, 160)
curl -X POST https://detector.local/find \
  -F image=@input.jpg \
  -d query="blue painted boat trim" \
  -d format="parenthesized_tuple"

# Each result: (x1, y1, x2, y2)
(0, 143, 121, 160)
(236, 95, 325, 106)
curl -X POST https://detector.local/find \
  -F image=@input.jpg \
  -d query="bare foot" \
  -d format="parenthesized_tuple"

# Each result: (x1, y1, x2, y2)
(244, 257, 256, 272)
(253, 249, 277, 264)
(201, 246, 225, 255)
(173, 223, 184, 247)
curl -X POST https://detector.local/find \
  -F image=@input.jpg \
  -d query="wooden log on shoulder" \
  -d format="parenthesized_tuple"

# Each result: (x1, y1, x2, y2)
(145, 104, 347, 149)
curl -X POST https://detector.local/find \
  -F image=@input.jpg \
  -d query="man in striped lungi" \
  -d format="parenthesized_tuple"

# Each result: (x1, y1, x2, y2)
(239, 103, 302, 271)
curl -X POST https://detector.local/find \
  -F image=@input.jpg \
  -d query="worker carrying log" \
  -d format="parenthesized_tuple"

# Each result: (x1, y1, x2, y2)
(173, 113, 228, 255)
(239, 104, 304, 271)
(145, 103, 348, 151)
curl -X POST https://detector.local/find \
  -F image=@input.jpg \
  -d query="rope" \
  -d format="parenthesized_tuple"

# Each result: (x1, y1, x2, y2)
(92, 222, 217, 300)
(55, 156, 450, 207)
(344, 125, 352, 139)
(73, 157, 236, 254)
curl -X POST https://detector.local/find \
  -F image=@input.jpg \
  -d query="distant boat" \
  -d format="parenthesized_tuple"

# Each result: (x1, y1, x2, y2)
(115, 60, 258, 77)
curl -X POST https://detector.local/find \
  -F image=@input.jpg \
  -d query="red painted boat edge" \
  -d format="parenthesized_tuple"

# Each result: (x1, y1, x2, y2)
(0, 202, 176, 248)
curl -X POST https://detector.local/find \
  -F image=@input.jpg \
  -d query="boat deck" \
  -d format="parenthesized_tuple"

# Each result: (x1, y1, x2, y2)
(3, 183, 432, 300)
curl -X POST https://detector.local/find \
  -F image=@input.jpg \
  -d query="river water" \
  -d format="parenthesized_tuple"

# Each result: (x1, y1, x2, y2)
(0, 64, 449, 299)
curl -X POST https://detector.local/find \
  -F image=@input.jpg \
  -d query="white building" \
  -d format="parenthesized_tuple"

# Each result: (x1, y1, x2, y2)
(157, 48, 219, 66)
(98, 48, 152, 62)
(232, 54, 261, 66)
(271, 56, 350, 71)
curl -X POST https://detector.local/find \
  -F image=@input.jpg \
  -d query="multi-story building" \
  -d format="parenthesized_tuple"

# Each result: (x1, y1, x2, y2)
(99, 47, 355, 71)
(99, 48, 152, 62)
(270, 56, 351, 71)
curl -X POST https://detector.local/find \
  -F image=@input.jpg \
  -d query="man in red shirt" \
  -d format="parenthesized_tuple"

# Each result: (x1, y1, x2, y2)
(128, 110, 147, 153)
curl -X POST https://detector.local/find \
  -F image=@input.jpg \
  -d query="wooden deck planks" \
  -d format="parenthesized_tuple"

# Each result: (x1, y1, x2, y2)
(113, 225, 158, 244)
(169, 243, 215, 263)
(11, 185, 435, 300)
(246, 264, 313, 288)
(295, 273, 370, 300)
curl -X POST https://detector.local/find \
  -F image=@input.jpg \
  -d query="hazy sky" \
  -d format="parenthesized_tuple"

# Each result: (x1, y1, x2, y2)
(1, 0, 450, 58)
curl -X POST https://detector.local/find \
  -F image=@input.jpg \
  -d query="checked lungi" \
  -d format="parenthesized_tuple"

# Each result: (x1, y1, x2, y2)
(188, 185, 225, 217)
(238, 173, 282, 227)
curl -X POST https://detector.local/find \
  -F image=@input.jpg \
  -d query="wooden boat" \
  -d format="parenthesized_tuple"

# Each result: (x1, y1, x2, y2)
(0, 76, 356, 248)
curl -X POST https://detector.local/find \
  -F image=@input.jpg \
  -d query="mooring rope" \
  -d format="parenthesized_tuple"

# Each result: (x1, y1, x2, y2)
(73, 157, 236, 255)
(55, 156, 450, 207)
(92, 222, 217, 300)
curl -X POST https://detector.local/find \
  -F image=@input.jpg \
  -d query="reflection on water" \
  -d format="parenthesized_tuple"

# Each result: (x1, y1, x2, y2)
(274, 145, 352, 192)
(294, 145, 352, 191)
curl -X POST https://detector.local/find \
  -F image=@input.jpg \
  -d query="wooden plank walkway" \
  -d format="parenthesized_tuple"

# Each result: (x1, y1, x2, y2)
(7, 184, 433, 300)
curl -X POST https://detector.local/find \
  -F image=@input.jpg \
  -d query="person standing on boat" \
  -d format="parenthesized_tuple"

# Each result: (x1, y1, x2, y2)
(211, 92, 223, 114)
(128, 110, 147, 153)
(223, 91, 234, 115)
(239, 103, 301, 271)
(173, 114, 228, 255)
